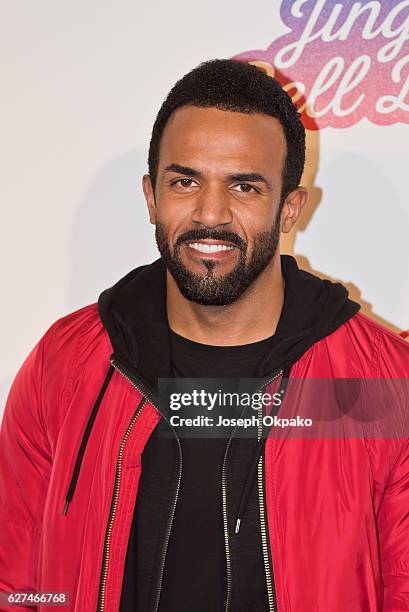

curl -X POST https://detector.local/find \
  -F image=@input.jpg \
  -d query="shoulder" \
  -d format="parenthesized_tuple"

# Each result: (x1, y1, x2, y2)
(340, 312, 409, 377)
(3, 303, 111, 448)
(42, 299, 111, 368)
(40, 302, 111, 412)
(42, 302, 107, 355)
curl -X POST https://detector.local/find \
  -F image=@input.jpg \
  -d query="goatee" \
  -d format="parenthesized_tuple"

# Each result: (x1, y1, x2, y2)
(155, 208, 281, 306)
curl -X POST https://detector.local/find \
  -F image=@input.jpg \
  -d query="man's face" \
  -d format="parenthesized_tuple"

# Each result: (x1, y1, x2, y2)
(144, 105, 288, 305)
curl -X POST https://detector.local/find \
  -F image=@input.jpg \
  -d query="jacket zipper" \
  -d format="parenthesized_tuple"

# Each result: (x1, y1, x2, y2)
(223, 369, 282, 612)
(257, 432, 276, 612)
(258, 454, 276, 612)
(222, 433, 234, 612)
(257, 371, 281, 612)
(96, 356, 182, 612)
(97, 393, 147, 612)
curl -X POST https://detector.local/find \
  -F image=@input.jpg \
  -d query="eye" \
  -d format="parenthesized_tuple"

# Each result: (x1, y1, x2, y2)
(172, 178, 197, 188)
(233, 183, 258, 193)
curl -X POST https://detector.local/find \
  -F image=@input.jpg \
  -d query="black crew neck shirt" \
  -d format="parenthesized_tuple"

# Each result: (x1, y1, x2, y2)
(157, 328, 275, 612)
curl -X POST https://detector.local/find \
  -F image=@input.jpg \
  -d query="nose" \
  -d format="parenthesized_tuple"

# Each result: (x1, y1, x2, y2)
(191, 182, 233, 228)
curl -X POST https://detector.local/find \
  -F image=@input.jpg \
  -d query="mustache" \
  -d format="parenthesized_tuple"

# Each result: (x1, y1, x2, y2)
(174, 228, 246, 249)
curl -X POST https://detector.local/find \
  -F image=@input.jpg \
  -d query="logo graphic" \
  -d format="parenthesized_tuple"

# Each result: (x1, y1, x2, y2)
(234, 0, 409, 128)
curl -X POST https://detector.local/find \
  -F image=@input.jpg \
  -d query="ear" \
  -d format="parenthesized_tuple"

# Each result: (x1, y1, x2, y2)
(142, 174, 156, 225)
(280, 187, 308, 233)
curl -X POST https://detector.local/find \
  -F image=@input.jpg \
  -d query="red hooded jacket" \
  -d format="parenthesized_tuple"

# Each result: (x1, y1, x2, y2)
(1, 256, 409, 611)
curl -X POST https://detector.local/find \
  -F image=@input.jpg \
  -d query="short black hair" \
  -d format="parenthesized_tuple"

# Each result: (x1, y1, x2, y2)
(148, 58, 306, 204)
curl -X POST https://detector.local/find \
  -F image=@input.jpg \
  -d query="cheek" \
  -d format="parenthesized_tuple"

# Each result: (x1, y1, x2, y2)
(154, 194, 185, 224)
(155, 207, 189, 244)
(239, 208, 277, 238)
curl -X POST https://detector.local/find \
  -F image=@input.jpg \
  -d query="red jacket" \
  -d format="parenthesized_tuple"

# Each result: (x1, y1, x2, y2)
(1, 257, 409, 611)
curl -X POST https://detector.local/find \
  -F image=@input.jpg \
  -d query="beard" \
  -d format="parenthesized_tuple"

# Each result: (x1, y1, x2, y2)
(155, 207, 282, 306)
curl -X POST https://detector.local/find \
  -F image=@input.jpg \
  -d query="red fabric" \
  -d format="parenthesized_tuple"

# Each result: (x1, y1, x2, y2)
(1, 304, 409, 611)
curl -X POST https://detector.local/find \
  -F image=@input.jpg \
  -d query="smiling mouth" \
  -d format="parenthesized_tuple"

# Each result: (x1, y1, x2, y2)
(185, 239, 239, 255)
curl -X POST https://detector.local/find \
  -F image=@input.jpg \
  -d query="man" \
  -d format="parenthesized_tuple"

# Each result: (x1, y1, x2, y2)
(1, 59, 409, 612)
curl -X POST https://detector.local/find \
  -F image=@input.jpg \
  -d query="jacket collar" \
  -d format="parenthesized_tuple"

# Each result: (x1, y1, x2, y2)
(98, 255, 361, 394)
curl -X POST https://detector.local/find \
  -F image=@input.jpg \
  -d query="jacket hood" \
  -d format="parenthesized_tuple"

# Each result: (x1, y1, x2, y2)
(98, 255, 360, 396)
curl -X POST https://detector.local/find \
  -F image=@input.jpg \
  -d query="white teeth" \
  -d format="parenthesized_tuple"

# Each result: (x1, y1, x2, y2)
(188, 242, 235, 253)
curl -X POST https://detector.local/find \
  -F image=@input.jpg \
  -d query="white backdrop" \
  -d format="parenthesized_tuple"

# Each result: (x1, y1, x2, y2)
(1, 0, 408, 417)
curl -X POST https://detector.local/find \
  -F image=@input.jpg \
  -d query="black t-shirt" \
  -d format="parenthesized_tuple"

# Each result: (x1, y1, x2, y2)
(157, 328, 275, 612)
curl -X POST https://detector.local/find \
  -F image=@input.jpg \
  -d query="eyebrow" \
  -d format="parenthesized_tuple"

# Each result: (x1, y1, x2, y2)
(163, 163, 273, 191)
(164, 163, 199, 177)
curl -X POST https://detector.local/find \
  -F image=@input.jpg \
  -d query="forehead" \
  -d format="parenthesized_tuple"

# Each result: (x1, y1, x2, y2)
(158, 105, 286, 176)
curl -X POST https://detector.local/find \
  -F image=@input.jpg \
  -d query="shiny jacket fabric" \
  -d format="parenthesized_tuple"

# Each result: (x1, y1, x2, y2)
(1, 287, 409, 611)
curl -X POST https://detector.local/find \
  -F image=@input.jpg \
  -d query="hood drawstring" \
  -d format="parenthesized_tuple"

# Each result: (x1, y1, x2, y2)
(63, 364, 114, 516)
(234, 365, 292, 535)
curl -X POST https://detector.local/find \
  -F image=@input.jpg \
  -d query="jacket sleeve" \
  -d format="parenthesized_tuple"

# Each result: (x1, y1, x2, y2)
(376, 330, 409, 611)
(378, 439, 409, 611)
(0, 334, 53, 611)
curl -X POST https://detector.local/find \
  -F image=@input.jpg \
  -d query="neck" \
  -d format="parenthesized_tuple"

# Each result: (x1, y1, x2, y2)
(166, 253, 285, 346)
